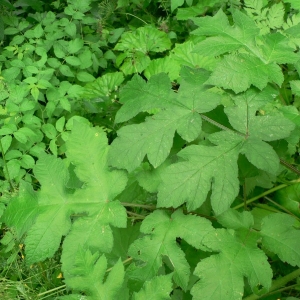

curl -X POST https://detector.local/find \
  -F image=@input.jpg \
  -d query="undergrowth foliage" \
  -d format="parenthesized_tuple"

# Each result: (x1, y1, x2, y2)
(1, 0, 300, 299)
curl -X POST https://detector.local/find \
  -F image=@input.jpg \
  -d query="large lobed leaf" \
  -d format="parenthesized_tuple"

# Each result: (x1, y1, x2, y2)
(192, 9, 297, 92)
(109, 68, 221, 172)
(127, 209, 214, 291)
(191, 209, 273, 300)
(2, 122, 128, 268)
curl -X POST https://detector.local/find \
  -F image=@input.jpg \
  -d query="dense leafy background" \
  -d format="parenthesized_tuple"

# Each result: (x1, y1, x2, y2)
(0, 0, 300, 299)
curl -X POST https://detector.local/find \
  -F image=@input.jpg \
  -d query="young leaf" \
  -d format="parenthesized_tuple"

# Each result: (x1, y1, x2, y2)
(261, 213, 300, 267)
(127, 209, 214, 291)
(191, 228, 272, 300)
(64, 248, 125, 299)
(133, 274, 173, 300)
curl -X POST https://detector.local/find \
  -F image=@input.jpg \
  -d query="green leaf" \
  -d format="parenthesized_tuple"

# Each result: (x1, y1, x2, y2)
(261, 213, 300, 267)
(61, 121, 127, 276)
(110, 69, 221, 171)
(6, 159, 21, 179)
(76, 71, 95, 82)
(59, 65, 74, 77)
(42, 123, 57, 139)
(290, 80, 300, 96)
(224, 89, 295, 173)
(56, 116, 65, 132)
(64, 249, 125, 299)
(128, 209, 214, 290)
(68, 38, 84, 54)
(191, 228, 272, 300)
(2, 181, 39, 239)
(171, 0, 184, 12)
(83, 72, 124, 99)
(65, 56, 81, 66)
(1, 135, 12, 154)
(20, 154, 35, 169)
(157, 140, 242, 214)
(217, 209, 254, 230)
(14, 130, 28, 144)
(205, 53, 283, 93)
(133, 274, 173, 300)
(191, 9, 290, 92)
(115, 26, 171, 53)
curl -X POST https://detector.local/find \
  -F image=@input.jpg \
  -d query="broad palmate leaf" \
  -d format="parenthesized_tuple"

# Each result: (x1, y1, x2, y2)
(191, 210, 272, 300)
(192, 9, 297, 92)
(127, 209, 214, 291)
(224, 89, 295, 174)
(3, 122, 127, 268)
(158, 88, 294, 214)
(109, 68, 221, 171)
(158, 139, 242, 214)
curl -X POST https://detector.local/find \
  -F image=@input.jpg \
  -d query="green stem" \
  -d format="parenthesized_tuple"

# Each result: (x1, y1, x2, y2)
(200, 114, 300, 176)
(37, 284, 66, 297)
(233, 184, 288, 210)
(264, 196, 300, 221)
(121, 202, 156, 210)
(243, 268, 300, 300)
(0, 139, 14, 191)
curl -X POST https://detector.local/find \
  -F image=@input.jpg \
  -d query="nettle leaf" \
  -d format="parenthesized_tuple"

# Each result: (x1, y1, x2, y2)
(83, 72, 124, 99)
(115, 26, 171, 75)
(115, 26, 171, 54)
(191, 228, 272, 300)
(261, 213, 300, 267)
(192, 9, 294, 92)
(63, 248, 125, 299)
(224, 89, 295, 174)
(157, 140, 242, 214)
(127, 209, 214, 291)
(109, 68, 221, 172)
